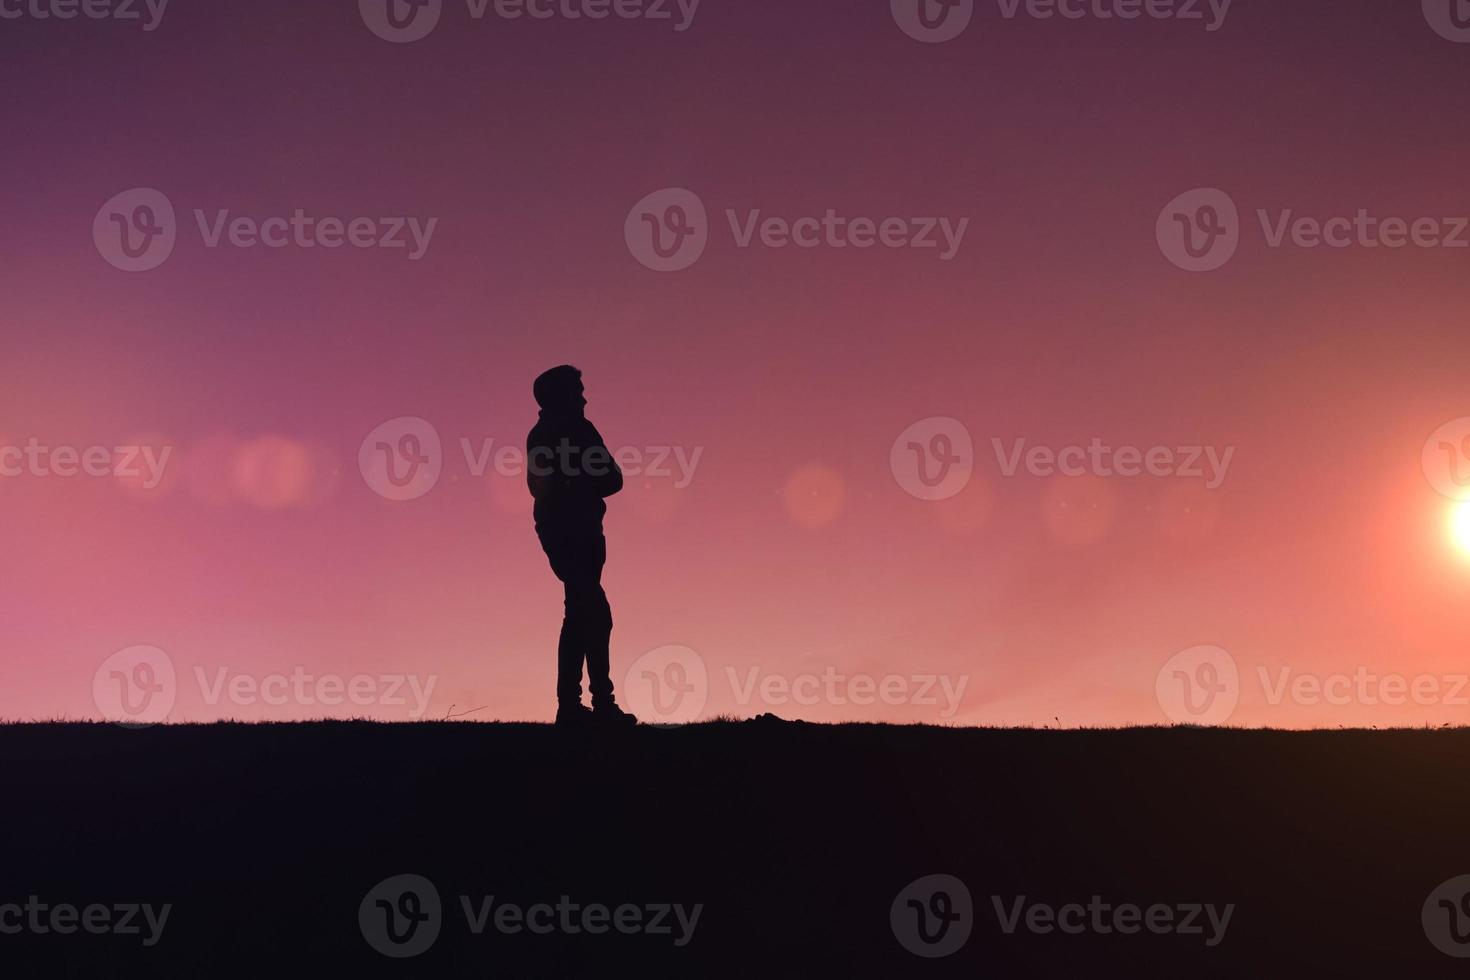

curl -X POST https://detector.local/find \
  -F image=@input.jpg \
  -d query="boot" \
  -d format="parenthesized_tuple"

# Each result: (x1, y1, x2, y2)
(555, 703, 592, 727)
(592, 701, 638, 727)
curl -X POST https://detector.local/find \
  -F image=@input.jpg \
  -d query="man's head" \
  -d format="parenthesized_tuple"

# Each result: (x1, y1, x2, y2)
(533, 364, 586, 415)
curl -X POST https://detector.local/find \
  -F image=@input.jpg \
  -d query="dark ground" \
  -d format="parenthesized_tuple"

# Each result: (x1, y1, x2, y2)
(3, 719, 1470, 977)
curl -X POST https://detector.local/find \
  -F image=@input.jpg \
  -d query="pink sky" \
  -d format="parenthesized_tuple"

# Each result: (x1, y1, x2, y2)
(4, 0, 1470, 726)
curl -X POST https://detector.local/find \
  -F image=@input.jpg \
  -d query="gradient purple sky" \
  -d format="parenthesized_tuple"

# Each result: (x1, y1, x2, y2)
(4, 0, 1470, 726)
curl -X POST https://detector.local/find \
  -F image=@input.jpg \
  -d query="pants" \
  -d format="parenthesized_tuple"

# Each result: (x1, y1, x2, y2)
(539, 531, 614, 706)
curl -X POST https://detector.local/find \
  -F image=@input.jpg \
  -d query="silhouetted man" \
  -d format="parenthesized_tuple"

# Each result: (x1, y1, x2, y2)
(527, 365, 637, 727)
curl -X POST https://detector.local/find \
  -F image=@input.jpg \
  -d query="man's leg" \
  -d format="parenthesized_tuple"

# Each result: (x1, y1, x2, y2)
(544, 535, 591, 708)
(555, 585, 587, 707)
(558, 535, 632, 724)
(571, 535, 614, 707)
(565, 577, 612, 706)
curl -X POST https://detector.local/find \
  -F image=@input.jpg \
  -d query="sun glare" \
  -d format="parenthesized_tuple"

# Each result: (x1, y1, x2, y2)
(1453, 502, 1470, 557)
